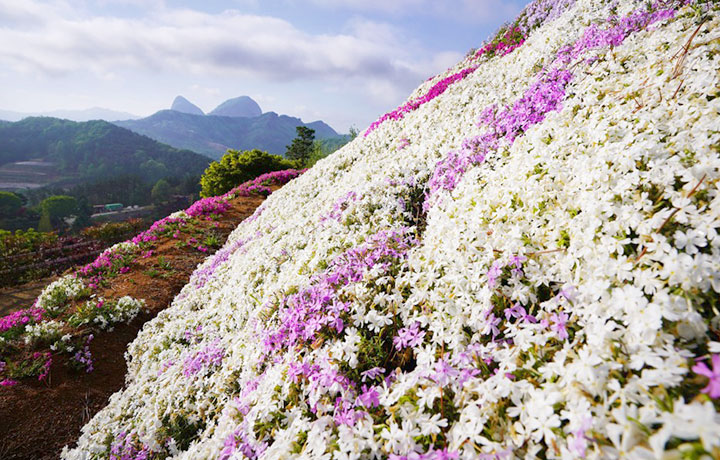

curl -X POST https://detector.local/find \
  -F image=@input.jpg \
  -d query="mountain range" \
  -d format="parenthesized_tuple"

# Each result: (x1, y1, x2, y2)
(1, 96, 344, 160)
(115, 96, 341, 159)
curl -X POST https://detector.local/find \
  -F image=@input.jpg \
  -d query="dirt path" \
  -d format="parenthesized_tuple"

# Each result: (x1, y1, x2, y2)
(0, 194, 266, 460)
(0, 277, 58, 317)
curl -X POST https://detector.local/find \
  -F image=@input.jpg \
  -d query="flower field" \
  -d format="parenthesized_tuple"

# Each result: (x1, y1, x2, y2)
(61, 0, 720, 458)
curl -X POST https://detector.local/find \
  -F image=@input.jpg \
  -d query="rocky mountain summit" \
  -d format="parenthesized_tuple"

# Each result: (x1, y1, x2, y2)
(208, 96, 263, 118)
(170, 96, 204, 116)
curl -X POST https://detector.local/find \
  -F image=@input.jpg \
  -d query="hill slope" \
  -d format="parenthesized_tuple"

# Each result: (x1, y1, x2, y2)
(0, 117, 210, 184)
(67, 0, 720, 458)
(115, 110, 341, 159)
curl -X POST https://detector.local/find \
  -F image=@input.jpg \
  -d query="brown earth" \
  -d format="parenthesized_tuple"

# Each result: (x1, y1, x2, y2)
(0, 277, 58, 317)
(0, 193, 267, 460)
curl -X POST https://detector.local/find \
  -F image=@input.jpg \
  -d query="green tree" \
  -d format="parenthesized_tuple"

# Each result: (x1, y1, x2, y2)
(151, 179, 173, 204)
(40, 195, 78, 228)
(348, 126, 359, 140)
(285, 126, 315, 166)
(200, 149, 294, 198)
(72, 196, 93, 231)
(38, 211, 53, 232)
(0, 192, 22, 217)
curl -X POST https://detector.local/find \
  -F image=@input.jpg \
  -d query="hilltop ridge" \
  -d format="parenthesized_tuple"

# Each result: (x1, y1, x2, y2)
(115, 109, 340, 159)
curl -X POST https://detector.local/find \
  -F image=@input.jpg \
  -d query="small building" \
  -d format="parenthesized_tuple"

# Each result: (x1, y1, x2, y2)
(104, 203, 124, 212)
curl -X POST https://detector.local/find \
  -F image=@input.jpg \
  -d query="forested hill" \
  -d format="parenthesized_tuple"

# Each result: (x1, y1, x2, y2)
(115, 110, 341, 159)
(0, 117, 210, 183)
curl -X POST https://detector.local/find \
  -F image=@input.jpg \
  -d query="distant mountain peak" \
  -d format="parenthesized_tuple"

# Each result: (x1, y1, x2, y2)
(209, 96, 262, 118)
(171, 96, 204, 116)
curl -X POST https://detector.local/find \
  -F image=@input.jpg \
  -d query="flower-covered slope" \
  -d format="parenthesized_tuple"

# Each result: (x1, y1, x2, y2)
(67, 0, 720, 458)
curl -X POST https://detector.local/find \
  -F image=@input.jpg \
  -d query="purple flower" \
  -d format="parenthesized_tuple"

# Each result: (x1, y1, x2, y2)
(361, 366, 386, 382)
(356, 385, 380, 408)
(393, 322, 426, 350)
(504, 303, 526, 321)
(487, 261, 504, 288)
(550, 312, 569, 340)
(432, 359, 459, 387)
(183, 342, 225, 377)
(483, 312, 502, 338)
(692, 354, 720, 399)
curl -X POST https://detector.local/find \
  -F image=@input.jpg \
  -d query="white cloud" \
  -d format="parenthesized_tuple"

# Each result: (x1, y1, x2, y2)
(0, 0, 444, 88)
(308, 0, 523, 23)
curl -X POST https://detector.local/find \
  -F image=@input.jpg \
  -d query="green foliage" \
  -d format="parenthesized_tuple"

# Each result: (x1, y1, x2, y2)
(38, 211, 53, 232)
(0, 117, 210, 185)
(4, 354, 48, 380)
(285, 126, 316, 166)
(200, 149, 294, 197)
(151, 179, 172, 204)
(159, 412, 206, 452)
(305, 136, 352, 167)
(81, 219, 146, 243)
(348, 126, 359, 140)
(0, 191, 22, 217)
(40, 195, 77, 231)
(0, 228, 57, 254)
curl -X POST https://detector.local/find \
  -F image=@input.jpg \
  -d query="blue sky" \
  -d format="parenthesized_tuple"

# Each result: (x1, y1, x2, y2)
(0, 0, 530, 132)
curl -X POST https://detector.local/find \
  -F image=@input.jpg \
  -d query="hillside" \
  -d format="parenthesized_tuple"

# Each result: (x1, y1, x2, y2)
(0, 171, 302, 459)
(115, 108, 341, 159)
(25, 0, 719, 457)
(0, 117, 210, 186)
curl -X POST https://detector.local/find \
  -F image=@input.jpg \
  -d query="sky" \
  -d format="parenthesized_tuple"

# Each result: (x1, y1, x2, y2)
(0, 0, 531, 133)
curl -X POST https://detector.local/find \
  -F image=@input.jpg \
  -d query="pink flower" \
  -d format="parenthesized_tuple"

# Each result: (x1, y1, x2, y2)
(692, 354, 720, 399)
(119, 266, 130, 274)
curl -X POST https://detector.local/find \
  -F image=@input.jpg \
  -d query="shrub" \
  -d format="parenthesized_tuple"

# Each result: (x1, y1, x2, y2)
(199, 149, 294, 198)
(0, 191, 22, 218)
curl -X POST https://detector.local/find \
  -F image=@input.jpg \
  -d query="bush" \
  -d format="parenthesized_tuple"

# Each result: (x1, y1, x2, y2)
(41, 195, 78, 220)
(0, 191, 22, 218)
(81, 219, 147, 243)
(200, 149, 294, 198)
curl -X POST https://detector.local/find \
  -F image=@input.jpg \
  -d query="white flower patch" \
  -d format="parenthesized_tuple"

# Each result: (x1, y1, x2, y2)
(36, 275, 86, 315)
(24, 320, 64, 345)
(65, 1, 720, 459)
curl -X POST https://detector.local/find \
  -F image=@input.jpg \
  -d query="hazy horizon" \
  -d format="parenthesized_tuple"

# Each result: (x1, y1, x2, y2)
(0, 0, 530, 132)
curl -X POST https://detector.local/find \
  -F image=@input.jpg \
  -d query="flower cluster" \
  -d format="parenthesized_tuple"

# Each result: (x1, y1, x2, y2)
(36, 276, 87, 316)
(68, 296, 145, 330)
(0, 307, 44, 334)
(66, 0, 720, 459)
(23, 320, 63, 346)
(77, 242, 137, 289)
